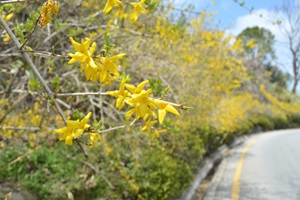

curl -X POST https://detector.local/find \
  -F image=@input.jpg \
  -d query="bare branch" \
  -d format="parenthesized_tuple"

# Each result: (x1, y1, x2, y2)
(0, 126, 40, 131)
(0, 0, 27, 5)
(56, 92, 108, 97)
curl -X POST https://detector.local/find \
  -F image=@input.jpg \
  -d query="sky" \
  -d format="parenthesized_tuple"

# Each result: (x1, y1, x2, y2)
(172, 0, 292, 80)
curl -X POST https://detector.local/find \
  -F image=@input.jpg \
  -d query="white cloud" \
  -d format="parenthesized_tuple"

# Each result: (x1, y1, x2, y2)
(229, 9, 284, 40)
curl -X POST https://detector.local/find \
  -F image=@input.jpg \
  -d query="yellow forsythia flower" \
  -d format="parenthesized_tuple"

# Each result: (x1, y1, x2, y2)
(4, 13, 14, 21)
(130, 0, 147, 21)
(99, 53, 126, 85)
(88, 132, 102, 149)
(3, 33, 11, 42)
(68, 37, 98, 80)
(55, 112, 91, 145)
(38, 0, 59, 28)
(107, 78, 130, 109)
(141, 117, 157, 133)
(103, 0, 122, 14)
(153, 100, 180, 124)
(68, 37, 126, 85)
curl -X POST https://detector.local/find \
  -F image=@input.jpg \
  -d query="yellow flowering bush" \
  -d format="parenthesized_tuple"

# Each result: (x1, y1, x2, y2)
(2, 1, 300, 199)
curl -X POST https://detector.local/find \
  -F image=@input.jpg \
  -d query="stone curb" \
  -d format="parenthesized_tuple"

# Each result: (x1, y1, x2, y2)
(179, 136, 247, 200)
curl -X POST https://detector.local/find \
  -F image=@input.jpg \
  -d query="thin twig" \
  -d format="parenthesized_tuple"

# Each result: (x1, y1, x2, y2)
(99, 86, 105, 127)
(0, 126, 40, 131)
(20, 16, 40, 49)
(149, 98, 194, 110)
(20, 50, 69, 59)
(56, 92, 108, 97)
(0, 0, 27, 4)
(97, 119, 138, 134)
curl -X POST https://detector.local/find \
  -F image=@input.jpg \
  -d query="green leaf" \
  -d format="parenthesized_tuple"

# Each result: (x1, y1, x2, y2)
(104, 32, 115, 53)
(120, 72, 131, 82)
(72, 109, 83, 120)
(29, 79, 39, 90)
(161, 86, 170, 98)
(52, 74, 60, 93)
(149, 78, 163, 97)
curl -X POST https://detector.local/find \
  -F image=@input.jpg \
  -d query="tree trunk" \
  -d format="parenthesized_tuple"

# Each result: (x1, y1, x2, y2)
(292, 78, 298, 93)
(291, 51, 298, 93)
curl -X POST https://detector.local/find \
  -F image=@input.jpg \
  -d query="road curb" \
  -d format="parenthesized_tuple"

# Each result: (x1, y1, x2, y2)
(179, 136, 247, 200)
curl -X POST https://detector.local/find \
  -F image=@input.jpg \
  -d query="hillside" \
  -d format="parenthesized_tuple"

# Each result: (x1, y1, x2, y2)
(0, 1, 300, 199)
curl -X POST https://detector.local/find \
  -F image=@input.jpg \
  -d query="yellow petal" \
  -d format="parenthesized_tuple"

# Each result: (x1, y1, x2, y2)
(137, 80, 149, 91)
(165, 104, 180, 115)
(65, 135, 73, 145)
(107, 90, 120, 97)
(103, 0, 121, 14)
(69, 37, 82, 52)
(116, 97, 125, 109)
(90, 42, 97, 54)
(140, 7, 147, 14)
(74, 129, 84, 138)
(80, 112, 92, 127)
(3, 33, 11, 42)
(66, 120, 81, 129)
(82, 38, 91, 51)
(125, 84, 136, 94)
(89, 58, 97, 69)
(158, 109, 166, 124)
(68, 52, 85, 64)
(126, 108, 135, 119)
(5, 13, 14, 21)
(108, 53, 126, 62)
(54, 127, 68, 134)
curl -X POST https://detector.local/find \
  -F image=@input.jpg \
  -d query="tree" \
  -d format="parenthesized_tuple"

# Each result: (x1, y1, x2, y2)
(237, 26, 276, 64)
(237, 26, 291, 88)
(265, 63, 291, 89)
(276, 0, 300, 93)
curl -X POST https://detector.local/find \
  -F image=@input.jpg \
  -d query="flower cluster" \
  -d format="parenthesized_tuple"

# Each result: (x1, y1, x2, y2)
(54, 112, 101, 148)
(103, 0, 147, 22)
(68, 37, 126, 86)
(38, 0, 59, 28)
(107, 79, 180, 133)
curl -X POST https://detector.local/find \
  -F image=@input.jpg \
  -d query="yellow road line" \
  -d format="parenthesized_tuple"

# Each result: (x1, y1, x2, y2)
(231, 134, 269, 200)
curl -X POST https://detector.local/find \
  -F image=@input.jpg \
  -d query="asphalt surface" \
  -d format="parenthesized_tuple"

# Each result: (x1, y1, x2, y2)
(204, 129, 300, 200)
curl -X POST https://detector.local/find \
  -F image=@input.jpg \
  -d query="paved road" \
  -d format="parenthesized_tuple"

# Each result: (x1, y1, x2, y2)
(204, 129, 300, 200)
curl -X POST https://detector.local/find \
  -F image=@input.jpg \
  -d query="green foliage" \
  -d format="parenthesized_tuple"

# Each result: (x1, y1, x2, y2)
(250, 115, 274, 130)
(28, 79, 39, 91)
(52, 74, 60, 93)
(237, 26, 276, 63)
(265, 63, 291, 89)
(0, 143, 81, 199)
(104, 32, 115, 54)
(149, 78, 163, 96)
(135, 150, 193, 200)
